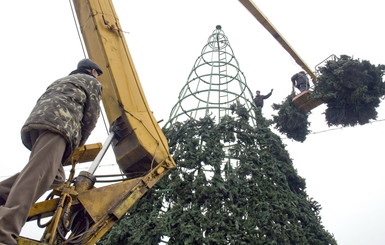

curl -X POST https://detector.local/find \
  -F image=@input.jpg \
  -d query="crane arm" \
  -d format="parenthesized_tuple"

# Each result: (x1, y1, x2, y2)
(72, 0, 175, 175)
(18, 1, 176, 244)
(238, 0, 317, 82)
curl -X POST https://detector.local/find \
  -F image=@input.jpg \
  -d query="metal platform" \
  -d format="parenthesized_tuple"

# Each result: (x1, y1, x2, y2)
(292, 90, 323, 113)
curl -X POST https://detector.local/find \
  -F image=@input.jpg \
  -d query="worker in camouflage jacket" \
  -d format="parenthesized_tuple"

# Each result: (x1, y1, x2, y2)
(0, 58, 103, 244)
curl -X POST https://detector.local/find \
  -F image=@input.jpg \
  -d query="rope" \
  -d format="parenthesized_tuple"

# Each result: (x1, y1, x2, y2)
(310, 118, 385, 135)
(68, 0, 87, 58)
(1, 118, 384, 180)
(68, 0, 109, 134)
(100, 107, 110, 135)
(278, 117, 385, 140)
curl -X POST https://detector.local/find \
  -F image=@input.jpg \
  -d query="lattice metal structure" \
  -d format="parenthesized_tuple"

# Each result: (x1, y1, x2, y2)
(166, 25, 257, 127)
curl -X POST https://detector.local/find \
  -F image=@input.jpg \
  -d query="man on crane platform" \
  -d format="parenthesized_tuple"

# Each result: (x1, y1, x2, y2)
(0, 59, 103, 245)
(291, 71, 310, 92)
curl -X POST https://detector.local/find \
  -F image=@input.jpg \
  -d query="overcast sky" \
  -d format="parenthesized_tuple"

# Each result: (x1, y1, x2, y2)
(0, 1, 384, 244)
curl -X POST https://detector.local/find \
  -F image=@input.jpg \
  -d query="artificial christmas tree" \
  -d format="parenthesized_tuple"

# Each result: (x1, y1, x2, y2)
(99, 26, 336, 245)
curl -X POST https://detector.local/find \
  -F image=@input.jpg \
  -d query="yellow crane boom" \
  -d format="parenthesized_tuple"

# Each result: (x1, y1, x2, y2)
(238, 0, 323, 112)
(73, 0, 175, 175)
(18, 0, 176, 244)
(238, 0, 317, 83)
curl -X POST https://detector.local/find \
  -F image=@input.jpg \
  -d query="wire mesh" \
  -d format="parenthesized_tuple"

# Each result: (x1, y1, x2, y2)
(166, 25, 257, 127)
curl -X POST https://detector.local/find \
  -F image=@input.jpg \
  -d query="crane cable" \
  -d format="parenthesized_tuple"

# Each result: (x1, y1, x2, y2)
(68, 0, 86, 58)
(278, 118, 385, 141)
(68, 0, 110, 135)
(310, 118, 385, 135)
(1, 118, 384, 180)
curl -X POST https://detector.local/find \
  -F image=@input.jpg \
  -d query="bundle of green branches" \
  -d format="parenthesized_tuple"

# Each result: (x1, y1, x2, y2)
(272, 93, 310, 142)
(314, 55, 385, 126)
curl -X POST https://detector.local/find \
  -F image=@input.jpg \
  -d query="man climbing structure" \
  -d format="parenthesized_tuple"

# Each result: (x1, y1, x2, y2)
(0, 58, 103, 245)
(253, 89, 273, 109)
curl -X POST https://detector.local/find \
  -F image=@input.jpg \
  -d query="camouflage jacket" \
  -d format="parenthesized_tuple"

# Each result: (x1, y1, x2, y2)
(21, 73, 102, 159)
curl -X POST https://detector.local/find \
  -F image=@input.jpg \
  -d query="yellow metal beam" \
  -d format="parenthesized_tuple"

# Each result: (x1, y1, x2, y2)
(72, 0, 176, 174)
(238, 0, 317, 82)
(292, 90, 323, 113)
(64, 143, 102, 166)
(27, 198, 59, 221)
(17, 237, 44, 245)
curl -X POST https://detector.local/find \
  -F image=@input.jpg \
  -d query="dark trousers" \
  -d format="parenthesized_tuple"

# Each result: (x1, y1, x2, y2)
(0, 130, 66, 244)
